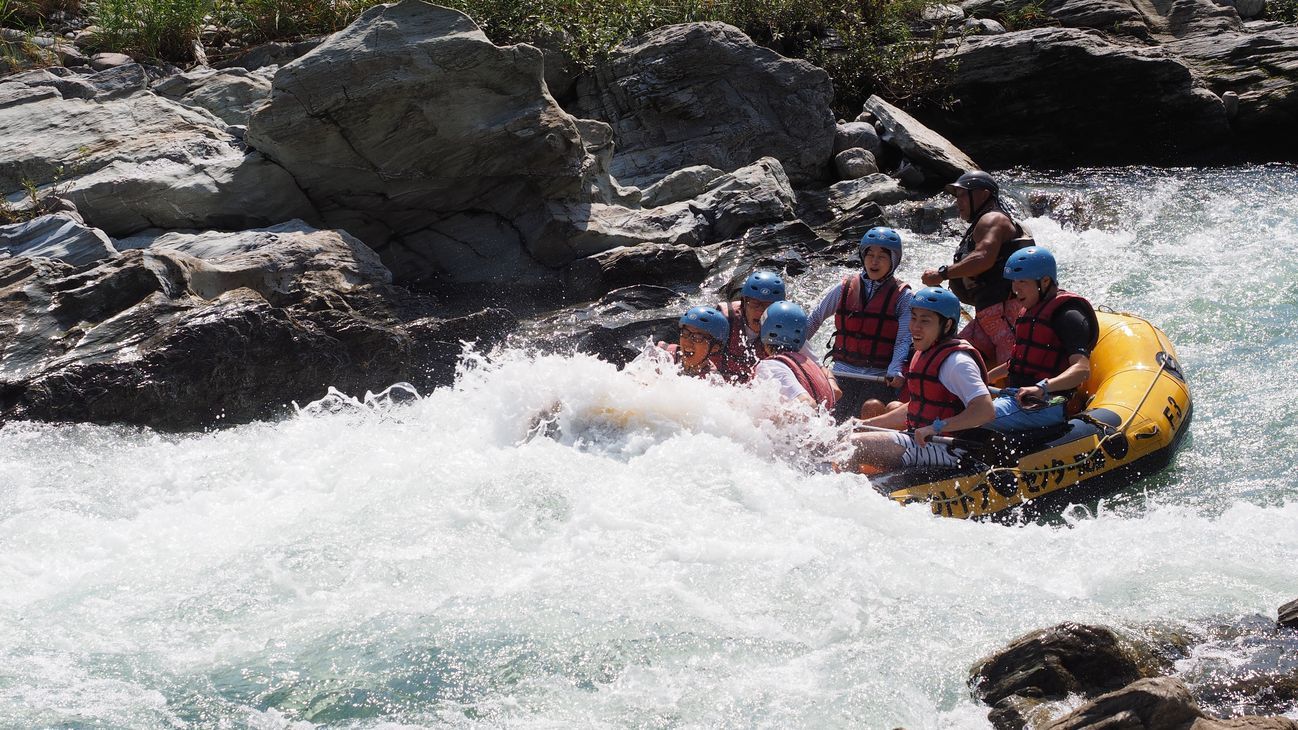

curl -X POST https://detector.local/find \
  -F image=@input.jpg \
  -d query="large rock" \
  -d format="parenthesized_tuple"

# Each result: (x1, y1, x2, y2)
(152, 67, 273, 126)
(921, 27, 1233, 166)
(0, 221, 511, 429)
(863, 95, 978, 185)
(1169, 26, 1298, 160)
(245, 3, 788, 293)
(0, 82, 316, 236)
(561, 243, 704, 302)
(572, 22, 835, 187)
(1281, 598, 1298, 629)
(972, 623, 1160, 707)
(0, 212, 116, 268)
(1044, 677, 1298, 730)
(246, 0, 606, 288)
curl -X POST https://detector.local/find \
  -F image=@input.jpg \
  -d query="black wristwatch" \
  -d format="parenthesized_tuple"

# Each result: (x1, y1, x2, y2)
(938, 265, 949, 280)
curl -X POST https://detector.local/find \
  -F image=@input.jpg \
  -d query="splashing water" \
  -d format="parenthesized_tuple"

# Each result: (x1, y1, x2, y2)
(2, 167, 1297, 727)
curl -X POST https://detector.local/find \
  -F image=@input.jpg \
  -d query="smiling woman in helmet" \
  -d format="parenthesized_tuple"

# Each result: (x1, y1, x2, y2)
(847, 287, 994, 471)
(983, 246, 1099, 433)
(804, 226, 914, 422)
(655, 305, 732, 378)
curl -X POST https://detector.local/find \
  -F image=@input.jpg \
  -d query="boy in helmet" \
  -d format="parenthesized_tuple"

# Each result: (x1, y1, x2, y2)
(848, 287, 994, 470)
(704, 270, 785, 383)
(655, 305, 732, 378)
(922, 170, 1033, 366)
(805, 226, 914, 422)
(753, 301, 837, 408)
(984, 246, 1098, 433)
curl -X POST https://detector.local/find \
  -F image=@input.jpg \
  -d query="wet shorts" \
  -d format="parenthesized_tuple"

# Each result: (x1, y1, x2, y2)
(890, 432, 961, 468)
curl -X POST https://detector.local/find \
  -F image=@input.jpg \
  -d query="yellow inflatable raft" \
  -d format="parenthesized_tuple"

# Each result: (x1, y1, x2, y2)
(869, 309, 1192, 520)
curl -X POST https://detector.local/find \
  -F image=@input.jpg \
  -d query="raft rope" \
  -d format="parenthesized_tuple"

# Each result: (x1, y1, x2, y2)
(926, 306, 1175, 506)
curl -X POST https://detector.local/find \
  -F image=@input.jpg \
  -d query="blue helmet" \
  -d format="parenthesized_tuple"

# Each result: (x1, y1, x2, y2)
(741, 270, 786, 303)
(760, 300, 808, 351)
(679, 305, 730, 344)
(1003, 246, 1057, 281)
(910, 286, 962, 323)
(859, 226, 902, 270)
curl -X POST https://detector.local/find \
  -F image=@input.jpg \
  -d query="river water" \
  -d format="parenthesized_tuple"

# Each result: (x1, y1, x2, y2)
(2, 166, 1296, 728)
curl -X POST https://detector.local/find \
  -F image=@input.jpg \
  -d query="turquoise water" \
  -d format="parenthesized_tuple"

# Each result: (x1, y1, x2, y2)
(2, 166, 1296, 728)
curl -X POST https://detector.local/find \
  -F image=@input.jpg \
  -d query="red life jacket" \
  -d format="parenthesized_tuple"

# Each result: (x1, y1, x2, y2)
(905, 337, 987, 430)
(771, 351, 837, 409)
(714, 300, 767, 383)
(1008, 290, 1098, 388)
(829, 275, 910, 369)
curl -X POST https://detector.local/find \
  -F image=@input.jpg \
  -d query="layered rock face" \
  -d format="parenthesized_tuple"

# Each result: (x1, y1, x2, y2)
(0, 221, 511, 429)
(927, 27, 1229, 166)
(573, 22, 836, 189)
(245, 3, 804, 291)
(926, 0, 1298, 166)
(0, 76, 316, 236)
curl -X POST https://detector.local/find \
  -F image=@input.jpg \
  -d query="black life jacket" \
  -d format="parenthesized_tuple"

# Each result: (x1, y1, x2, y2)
(949, 205, 1035, 310)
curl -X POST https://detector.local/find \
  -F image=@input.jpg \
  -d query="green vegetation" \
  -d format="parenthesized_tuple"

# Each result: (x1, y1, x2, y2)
(0, 0, 961, 115)
(1265, 0, 1297, 23)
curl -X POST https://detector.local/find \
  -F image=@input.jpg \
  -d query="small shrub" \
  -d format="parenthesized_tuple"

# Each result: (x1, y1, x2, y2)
(992, 0, 1054, 30)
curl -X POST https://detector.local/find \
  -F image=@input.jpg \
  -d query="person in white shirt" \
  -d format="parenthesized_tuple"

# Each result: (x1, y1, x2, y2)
(847, 287, 994, 471)
(753, 301, 838, 409)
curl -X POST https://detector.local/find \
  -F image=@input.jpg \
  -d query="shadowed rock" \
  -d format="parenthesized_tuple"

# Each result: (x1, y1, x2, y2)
(0, 221, 511, 429)
(923, 27, 1231, 167)
(573, 21, 836, 188)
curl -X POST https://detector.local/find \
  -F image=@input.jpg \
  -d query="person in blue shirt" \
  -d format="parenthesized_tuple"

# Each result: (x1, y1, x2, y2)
(805, 227, 914, 422)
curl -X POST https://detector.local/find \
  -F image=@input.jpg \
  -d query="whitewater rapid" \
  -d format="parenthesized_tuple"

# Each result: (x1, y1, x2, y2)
(3, 166, 1297, 727)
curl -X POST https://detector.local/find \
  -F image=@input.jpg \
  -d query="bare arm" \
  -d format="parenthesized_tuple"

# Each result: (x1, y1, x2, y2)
(1017, 354, 1091, 404)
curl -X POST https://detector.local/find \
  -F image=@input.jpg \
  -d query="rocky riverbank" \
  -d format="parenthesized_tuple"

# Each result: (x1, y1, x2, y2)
(2, 0, 1297, 431)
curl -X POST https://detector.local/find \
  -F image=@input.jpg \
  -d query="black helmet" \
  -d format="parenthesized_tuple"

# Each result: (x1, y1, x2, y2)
(945, 170, 999, 196)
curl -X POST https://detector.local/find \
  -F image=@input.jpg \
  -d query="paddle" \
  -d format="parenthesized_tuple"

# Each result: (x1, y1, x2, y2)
(832, 370, 1064, 407)
(850, 422, 980, 449)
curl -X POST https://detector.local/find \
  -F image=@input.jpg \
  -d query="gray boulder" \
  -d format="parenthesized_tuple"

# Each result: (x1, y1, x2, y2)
(153, 67, 272, 126)
(0, 212, 117, 268)
(246, 0, 608, 289)
(0, 221, 512, 429)
(572, 22, 835, 187)
(834, 148, 879, 179)
(863, 95, 978, 184)
(923, 3, 967, 23)
(562, 243, 704, 301)
(639, 165, 727, 207)
(89, 52, 132, 70)
(964, 17, 1008, 34)
(83, 63, 148, 97)
(920, 27, 1231, 166)
(1043, 677, 1298, 730)
(1235, 0, 1265, 18)
(0, 83, 316, 236)
(834, 121, 883, 155)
